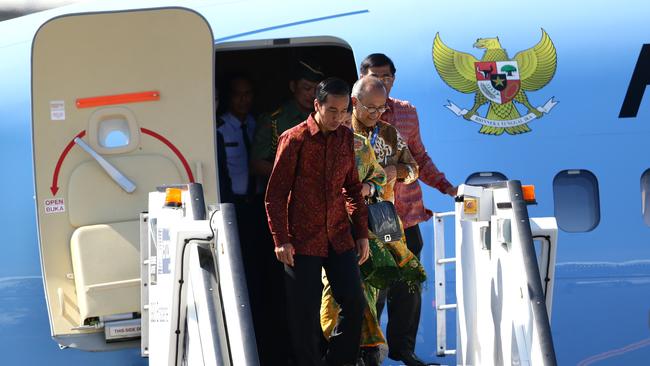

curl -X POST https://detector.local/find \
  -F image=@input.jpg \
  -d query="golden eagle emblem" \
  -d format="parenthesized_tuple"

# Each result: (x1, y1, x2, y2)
(433, 29, 558, 135)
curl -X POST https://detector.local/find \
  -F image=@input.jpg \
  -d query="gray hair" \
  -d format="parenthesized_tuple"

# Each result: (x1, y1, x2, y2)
(351, 76, 386, 100)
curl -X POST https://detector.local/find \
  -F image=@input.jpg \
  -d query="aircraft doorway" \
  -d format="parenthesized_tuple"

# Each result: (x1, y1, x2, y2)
(215, 37, 357, 115)
(214, 37, 358, 365)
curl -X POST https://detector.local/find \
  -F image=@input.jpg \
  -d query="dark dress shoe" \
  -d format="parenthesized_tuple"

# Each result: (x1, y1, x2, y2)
(360, 347, 381, 366)
(388, 351, 440, 366)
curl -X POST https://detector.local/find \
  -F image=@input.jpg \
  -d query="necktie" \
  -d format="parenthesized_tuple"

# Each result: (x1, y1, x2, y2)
(241, 123, 256, 197)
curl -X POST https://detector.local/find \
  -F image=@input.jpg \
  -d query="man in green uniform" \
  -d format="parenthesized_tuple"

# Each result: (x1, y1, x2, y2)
(250, 60, 325, 177)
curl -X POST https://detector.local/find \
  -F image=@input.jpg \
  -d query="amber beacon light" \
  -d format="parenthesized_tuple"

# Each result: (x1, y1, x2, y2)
(164, 188, 183, 208)
(522, 185, 537, 204)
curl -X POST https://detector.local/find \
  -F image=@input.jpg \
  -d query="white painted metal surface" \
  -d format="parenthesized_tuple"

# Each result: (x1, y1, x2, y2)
(146, 204, 212, 364)
(433, 182, 558, 366)
(433, 211, 456, 357)
(141, 187, 258, 365)
(144, 188, 217, 365)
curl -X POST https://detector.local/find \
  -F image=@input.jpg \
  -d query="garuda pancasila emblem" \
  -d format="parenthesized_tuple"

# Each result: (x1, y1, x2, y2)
(433, 29, 558, 135)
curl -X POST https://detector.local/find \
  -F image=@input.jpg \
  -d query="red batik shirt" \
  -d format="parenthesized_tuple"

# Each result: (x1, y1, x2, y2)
(382, 97, 453, 229)
(265, 114, 368, 257)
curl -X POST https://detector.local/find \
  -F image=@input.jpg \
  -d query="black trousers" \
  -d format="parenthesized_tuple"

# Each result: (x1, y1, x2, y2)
(285, 248, 366, 366)
(376, 224, 424, 357)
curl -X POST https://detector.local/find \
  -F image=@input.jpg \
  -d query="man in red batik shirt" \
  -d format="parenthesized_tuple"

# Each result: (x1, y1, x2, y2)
(360, 53, 457, 366)
(265, 77, 370, 366)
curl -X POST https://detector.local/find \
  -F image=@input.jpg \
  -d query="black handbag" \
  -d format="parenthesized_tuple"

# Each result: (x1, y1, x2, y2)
(367, 200, 402, 243)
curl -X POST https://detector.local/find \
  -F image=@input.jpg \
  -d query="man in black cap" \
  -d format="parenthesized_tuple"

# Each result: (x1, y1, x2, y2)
(250, 60, 325, 177)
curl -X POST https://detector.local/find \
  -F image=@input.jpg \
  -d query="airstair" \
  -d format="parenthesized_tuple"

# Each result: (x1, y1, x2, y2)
(137, 180, 558, 366)
(433, 181, 559, 366)
(139, 183, 259, 366)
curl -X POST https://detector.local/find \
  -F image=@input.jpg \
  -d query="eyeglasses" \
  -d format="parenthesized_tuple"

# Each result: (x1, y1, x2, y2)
(357, 101, 388, 115)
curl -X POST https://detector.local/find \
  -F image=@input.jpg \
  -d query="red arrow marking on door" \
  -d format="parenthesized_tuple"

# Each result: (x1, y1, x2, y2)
(141, 128, 195, 183)
(51, 130, 86, 196)
(50, 128, 195, 196)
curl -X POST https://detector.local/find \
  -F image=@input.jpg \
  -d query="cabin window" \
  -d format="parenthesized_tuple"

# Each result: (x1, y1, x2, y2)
(98, 117, 130, 148)
(642, 169, 650, 226)
(553, 169, 600, 232)
(87, 107, 140, 154)
(465, 171, 508, 186)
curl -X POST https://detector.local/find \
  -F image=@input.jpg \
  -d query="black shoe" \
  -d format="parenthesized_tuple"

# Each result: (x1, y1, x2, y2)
(388, 351, 440, 366)
(360, 347, 382, 366)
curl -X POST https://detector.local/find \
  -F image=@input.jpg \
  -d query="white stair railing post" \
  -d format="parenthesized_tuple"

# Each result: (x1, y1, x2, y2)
(433, 211, 457, 357)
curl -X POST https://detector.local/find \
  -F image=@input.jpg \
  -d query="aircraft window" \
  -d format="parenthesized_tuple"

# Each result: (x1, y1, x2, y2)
(98, 117, 130, 148)
(465, 171, 508, 185)
(553, 170, 600, 232)
(642, 169, 650, 226)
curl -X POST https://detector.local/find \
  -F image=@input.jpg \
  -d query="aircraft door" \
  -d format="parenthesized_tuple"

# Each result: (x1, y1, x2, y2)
(31, 8, 216, 350)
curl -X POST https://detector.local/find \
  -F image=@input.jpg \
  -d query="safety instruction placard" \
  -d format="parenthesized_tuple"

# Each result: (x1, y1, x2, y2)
(106, 323, 141, 339)
(50, 101, 65, 121)
(44, 198, 65, 214)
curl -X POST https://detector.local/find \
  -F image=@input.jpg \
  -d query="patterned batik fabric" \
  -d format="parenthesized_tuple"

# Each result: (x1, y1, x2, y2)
(320, 132, 425, 347)
(352, 117, 418, 204)
(353, 133, 386, 199)
(321, 239, 425, 347)
(382, 97, 453, 228)
(360, 238, 399, 290)
(321, 133, 389, 347)
(265, 114, 368, 257)
(352, 115, 426, 289)
(367, 219, 427, 292)
(321, 270, 386, 348)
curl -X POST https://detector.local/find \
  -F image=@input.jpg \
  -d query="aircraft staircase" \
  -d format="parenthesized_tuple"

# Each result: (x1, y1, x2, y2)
(433, 180, 559, 366)
(139, 184, 259, 366)
(137, 180, 558, 365)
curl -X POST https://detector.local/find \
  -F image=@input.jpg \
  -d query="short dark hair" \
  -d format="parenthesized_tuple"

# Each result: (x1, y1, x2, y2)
(218, 73, 252, 112)
(359, 53, 396, 76)
(219, 73, 251, 100)
(316, 77, 350, 104)
(225, 73, 251, 93)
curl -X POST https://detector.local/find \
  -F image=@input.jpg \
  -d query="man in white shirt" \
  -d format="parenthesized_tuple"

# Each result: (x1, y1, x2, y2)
(217, 74, 273, 361)
(218, 74, 256, 198)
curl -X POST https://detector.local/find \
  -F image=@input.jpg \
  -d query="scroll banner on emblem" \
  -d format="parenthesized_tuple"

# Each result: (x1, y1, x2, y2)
(445, 97, 559, 128)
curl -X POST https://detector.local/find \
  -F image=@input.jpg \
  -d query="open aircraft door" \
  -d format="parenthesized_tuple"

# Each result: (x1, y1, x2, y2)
(31, 8, 217, 351)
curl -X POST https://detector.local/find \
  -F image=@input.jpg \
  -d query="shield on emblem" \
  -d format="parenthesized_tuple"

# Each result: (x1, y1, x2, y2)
(490, 74, 507, 91)
(475, 60, 521, 104)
